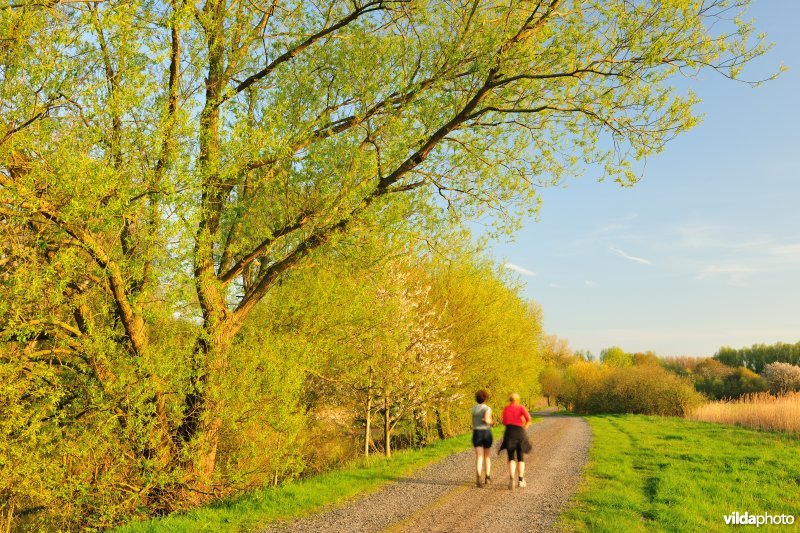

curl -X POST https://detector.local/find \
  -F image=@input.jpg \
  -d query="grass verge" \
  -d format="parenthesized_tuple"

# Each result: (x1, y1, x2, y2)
(561, 415, 800, 532)
(118, 425, 513, 532)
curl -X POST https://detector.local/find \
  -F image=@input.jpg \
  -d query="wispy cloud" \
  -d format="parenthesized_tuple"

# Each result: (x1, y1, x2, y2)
(695, 265, 761, 287)
(503, 262, 537, 276)
(675, 223, 773, 250)
(584, 280, 598, 287)
(767, 243, 800, 262)
(669, 222, 800, 286)
(609, 246, 652, 265)
(698, 265, 760, 275)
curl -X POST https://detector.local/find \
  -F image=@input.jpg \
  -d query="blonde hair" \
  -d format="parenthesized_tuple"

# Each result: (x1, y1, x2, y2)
(509, 392, 521, 404)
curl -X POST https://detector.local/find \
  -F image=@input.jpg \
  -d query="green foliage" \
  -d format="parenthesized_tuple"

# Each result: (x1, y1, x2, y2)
(692, 359, 768, 400)
(561, 415, 800, 532)
(715, 341, 800, 374)
(658, 356, 706, 376)
(560, 360, 608, 413)
(596, 366, 704, 416)
(559, 361, 702, 415)
(427, 253, 544, 422)
(600, 346, 633, 368)
(539, 366, 564, 406)
(215, 337, 308, 490)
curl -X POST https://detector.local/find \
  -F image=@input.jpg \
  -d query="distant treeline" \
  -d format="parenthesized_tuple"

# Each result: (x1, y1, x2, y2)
(655, 341, 800, 400)
(540, 340, 800, 411)
(713, 342, 800, 374)
(653, 341, 800, 400)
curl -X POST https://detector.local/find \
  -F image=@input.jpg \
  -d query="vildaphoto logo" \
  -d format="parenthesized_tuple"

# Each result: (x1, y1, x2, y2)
(723, 512, 795, 527)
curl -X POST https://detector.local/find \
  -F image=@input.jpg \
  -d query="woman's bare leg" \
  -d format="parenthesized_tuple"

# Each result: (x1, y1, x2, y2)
(474, 447, 484, 475)
(483, 448, 492, 479)
(474, 447, 484, 486)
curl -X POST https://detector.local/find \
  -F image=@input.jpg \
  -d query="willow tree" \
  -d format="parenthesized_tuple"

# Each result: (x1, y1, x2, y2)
(0, 0, 773, 517)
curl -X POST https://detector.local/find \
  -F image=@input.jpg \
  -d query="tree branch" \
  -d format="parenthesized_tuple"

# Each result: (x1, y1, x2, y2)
(224, 0, 567, 327)
(0, 171, 147, 357)
(218, 210, 311, 284)
(239, 74, 440, 174)
(0, 319, 84, 340)
(222, 1, 400, 105)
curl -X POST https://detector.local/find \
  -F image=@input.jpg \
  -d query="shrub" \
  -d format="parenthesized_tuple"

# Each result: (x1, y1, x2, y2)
(600, 346, 632, 367)
(632, 352, 659, 366)
(538, 366, 564, 406)
(693, 359, 768, 399)
(563, 363, 702, 416)
(762, 362, 800, 394)
(596, 365, 703, 416)
(560, 361, 607, 413)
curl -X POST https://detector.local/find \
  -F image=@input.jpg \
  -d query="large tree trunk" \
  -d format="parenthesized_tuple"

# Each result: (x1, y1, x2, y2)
(176, 0, 232, 503)
(176, 329, 233, 503)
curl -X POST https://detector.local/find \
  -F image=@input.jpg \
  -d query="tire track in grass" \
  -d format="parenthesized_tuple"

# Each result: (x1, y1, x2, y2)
(609, 415, 673, 525)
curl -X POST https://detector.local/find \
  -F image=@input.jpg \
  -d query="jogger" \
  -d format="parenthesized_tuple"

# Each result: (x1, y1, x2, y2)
(498, 392, 532, 489)
(470, 389, 494, 487)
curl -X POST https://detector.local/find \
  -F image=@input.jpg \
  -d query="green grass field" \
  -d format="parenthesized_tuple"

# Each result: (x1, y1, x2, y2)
(561, 415, 800, 532)
(117, 425, 511, 532)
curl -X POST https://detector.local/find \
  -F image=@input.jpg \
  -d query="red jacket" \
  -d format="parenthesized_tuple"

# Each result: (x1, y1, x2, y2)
(501, 403, 531, 427)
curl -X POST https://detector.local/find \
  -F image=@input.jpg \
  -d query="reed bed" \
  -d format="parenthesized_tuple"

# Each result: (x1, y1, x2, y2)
(687, 392, 800, 434)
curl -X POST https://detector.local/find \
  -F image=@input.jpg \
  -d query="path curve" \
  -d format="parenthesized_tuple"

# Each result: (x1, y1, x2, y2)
(266, 413, 590, 533)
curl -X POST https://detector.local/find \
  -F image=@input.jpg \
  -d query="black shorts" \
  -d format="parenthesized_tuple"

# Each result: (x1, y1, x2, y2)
(472, 429, 493, 448)
(507, 446, 524, 462)
(499, 425, 531, 462)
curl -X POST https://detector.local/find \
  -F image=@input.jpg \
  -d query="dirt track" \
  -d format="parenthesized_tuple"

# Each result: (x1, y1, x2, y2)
(266, 413, 591, 533)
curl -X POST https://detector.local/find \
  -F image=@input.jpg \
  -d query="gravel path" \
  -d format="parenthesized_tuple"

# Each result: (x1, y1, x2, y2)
(265, 412, 591, 533)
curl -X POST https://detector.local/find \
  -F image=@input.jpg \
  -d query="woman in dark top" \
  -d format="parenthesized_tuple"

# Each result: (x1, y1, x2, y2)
(470, 389, 494, 487)
(499, 392, 532, 489)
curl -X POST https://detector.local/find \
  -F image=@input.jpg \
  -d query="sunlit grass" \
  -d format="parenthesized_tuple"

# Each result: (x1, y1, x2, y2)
(561, 415, 800, 532)
(688, 392, 800, 434)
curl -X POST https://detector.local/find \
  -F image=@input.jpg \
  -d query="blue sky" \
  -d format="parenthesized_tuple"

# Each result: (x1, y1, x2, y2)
(488, 1, 800, 358)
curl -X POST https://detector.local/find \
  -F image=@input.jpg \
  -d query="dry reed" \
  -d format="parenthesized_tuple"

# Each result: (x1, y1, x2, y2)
(687, 392, 800, 434)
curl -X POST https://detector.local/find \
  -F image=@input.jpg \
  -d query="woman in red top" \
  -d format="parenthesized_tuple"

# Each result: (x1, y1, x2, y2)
(499, 392, 532, 489)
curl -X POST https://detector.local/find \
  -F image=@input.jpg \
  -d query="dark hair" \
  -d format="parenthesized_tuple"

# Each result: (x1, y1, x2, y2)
(475, 390, 489, 404)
